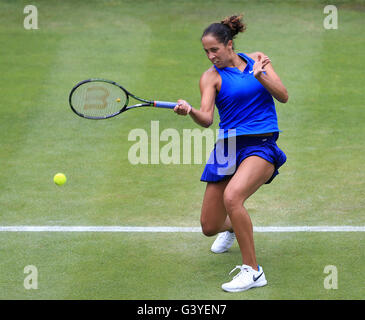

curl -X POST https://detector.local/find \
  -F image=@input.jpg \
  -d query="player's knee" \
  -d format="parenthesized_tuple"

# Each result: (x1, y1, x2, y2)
(200, 219, 219, 237)
(223, 188, 246, 214)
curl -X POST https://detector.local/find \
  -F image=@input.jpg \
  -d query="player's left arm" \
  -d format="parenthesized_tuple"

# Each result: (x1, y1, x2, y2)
(250, 52, 289, 103)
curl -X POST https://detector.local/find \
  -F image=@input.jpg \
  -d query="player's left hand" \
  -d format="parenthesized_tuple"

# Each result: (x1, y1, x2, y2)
(253, 54, 271, 78)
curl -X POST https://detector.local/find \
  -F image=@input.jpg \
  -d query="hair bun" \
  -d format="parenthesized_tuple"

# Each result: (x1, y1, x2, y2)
(221, 14, 246, 37)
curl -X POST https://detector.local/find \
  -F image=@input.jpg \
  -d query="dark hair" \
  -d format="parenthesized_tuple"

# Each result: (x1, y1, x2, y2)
(201, 15, 246, 47)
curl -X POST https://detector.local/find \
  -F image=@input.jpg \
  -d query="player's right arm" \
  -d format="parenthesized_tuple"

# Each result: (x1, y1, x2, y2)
(174, 68, 219, 128)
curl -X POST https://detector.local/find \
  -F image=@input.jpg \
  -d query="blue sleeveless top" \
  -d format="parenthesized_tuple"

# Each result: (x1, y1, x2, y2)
(214, 53, 280, 139)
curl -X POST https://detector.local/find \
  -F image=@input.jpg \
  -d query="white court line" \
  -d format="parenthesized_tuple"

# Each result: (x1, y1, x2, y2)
(0, 226, 364, 232)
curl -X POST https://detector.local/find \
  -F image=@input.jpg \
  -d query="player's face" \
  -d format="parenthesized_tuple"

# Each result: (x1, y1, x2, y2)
(202, 35, 233, 68)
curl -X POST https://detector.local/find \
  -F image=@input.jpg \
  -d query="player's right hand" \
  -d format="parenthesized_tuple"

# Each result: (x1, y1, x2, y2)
(174, 99, 192, 116)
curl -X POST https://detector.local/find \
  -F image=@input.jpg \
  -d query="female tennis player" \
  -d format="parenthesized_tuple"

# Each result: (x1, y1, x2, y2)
(174, 14, 288, 292)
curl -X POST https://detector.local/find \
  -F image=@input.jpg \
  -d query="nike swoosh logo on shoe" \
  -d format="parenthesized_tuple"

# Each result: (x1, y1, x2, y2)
(253, 272, 264, 282)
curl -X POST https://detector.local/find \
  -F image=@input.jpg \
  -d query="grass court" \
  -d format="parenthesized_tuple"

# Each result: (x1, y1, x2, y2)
(0, 0, 364, 300)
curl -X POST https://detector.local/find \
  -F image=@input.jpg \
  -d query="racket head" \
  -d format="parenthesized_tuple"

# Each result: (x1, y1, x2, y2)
(69, 79, 130, 119)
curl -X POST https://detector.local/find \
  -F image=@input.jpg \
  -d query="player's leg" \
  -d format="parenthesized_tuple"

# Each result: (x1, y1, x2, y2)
(223, 155, 274, 268)
(200, 180, 230, 237)
(200, 180, 237, 253)
(221, 156, 274, 292)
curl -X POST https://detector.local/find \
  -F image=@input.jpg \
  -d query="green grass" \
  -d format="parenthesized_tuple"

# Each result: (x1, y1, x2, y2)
(0, 0, 364, 299)
(1, 232, 364, 299)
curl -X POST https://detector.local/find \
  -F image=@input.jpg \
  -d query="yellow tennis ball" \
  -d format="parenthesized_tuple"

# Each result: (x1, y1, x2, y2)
(116, 98, 121, 102)
(54, 173, 67, 186)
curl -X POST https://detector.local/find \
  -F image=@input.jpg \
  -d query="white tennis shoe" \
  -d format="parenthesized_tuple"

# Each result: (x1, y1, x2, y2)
(210, 231, 236, 253)
(221, 264, 267, 292)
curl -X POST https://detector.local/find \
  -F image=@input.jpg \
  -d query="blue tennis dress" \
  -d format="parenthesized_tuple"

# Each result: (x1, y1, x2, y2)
(201, 53, 287, 184)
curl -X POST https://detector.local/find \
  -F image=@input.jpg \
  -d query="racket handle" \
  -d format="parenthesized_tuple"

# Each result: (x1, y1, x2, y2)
(153, 101, 177, 109)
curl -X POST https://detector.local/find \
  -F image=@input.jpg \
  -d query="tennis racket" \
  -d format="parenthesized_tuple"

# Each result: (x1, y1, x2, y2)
(69, 78, 177, 120)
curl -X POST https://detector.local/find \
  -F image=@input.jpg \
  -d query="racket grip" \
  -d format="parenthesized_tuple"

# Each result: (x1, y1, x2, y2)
(153, 101, 177, 109)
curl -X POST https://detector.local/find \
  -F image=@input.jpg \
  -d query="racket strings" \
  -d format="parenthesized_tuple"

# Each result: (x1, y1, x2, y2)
(71, 82, 127, 118)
